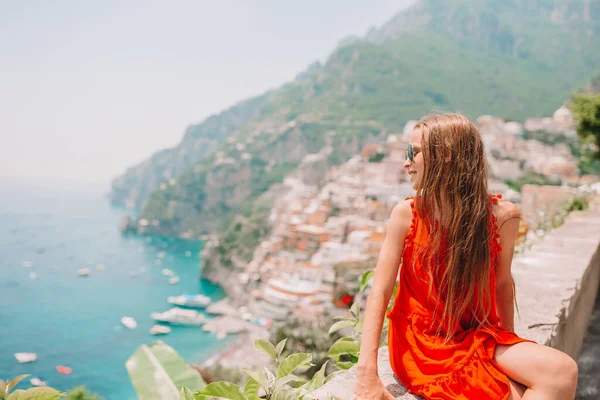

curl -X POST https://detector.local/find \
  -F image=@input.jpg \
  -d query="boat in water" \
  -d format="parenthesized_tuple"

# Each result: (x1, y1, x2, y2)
(151, 307, 206, 326)
(149, 325, 171, 335)
(56, 365, 72, 375)
(162, 268, 174, 277)
(77, 268, 91, 277)
(168, 294, 211, 308)
(15, 352, 37, 363)
(121, 317, 138, 329)
(30, 378, 47, 387)
(168, 276, 180, 285)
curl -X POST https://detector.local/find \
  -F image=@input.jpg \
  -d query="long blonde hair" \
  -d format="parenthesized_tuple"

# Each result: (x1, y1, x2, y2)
(413, 113, 494, 339)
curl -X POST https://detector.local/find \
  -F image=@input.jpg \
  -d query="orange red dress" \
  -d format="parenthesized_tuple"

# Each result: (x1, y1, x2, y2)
(387, 195, 534, 400)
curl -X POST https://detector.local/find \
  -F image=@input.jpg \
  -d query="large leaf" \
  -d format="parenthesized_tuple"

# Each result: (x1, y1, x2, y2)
(324, 370, 345, 384)
(333, 361, 354, 370)
(277, 353, 312, 379)
(359, 269, 375, 292)
(327, 338, 360, 360)
(6, 375, 29, 394)
(275, 338, 287, 358)
(254, 339, 277, 361)
(243, 378, 261, 400)
(194, 382, 248, 400)
(1, 379, 6, 399)
(6, 387, 62, 400)
(270, 386, 299, 400)
(179, 387, 195, 400)
(126, 340, 206, 400)
(242, 369, 268, 392)
(274, 375, 301, 390)
(299, 361, 328, 392)
(328, 320, 355, 335)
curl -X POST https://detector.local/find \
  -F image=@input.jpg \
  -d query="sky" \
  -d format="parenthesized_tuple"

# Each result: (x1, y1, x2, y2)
(0, 0, 414, 191)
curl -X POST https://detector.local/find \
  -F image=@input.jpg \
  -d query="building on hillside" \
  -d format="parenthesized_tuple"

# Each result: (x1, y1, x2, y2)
(520, 185, 575, 230)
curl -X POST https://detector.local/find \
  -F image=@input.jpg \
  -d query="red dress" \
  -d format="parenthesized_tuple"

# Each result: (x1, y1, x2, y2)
(387, 195, 534, 399)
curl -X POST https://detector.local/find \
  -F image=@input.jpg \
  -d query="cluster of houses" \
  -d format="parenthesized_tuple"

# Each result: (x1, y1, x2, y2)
(230, 106, 596, 324)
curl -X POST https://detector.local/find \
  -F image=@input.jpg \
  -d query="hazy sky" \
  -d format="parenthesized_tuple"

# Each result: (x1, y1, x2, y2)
(0, 0, 414, 190)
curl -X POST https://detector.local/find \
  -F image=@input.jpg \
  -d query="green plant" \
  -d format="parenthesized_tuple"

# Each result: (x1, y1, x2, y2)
(187, 338, 338, 400)
(0, 375, 63, 400)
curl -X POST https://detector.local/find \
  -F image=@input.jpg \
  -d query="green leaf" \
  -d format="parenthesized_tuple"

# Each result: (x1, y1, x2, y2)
(242, 369, 268, 392)
(243, 378, 261, 399)
(275, 338, 287, 357)
(254, 339, 277, 361)
(300, 361, 328, 392)
(270, 385, 299, 400)
(6, 389, 25, 400)
(6, 375, 29, 394)
(274, 375, 300, 389)
(1, 379, 6, 399)
(264, 367, 276, 386)
(194, 382, 248, 400)
(333, 361, 354, 370)
(332, 313, 353, 321)
(126, 340, 206, 400)
(350, 302, 360, 319)
(327, 338, 360, 360)
(359, 269, 375, 292)
(277, 353, 312, 379)
(179, 387, 195, 400)
(324, 370, 345, 383)
(7, 387, 62, 400)
(355, 315, 364, 334)
(328, 320, 355, 335)
(348, 353, 359, 363)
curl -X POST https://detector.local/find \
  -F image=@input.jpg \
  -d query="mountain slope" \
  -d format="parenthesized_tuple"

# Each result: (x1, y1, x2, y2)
(115, 0, 600, 237)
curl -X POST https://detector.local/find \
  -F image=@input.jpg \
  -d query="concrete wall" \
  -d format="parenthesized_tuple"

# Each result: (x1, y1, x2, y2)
(313, 200, 600, 399)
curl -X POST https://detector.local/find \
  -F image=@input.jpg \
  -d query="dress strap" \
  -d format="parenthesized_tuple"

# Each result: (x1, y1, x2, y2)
(404, 197, 418, 246)
(489, 194, 502, 257)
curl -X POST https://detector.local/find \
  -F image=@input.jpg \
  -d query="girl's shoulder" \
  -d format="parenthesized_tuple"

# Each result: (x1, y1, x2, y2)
(491, 195, 522, 226)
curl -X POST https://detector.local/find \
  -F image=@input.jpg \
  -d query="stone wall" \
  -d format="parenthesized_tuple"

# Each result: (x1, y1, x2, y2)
(313, 201, 600, 399)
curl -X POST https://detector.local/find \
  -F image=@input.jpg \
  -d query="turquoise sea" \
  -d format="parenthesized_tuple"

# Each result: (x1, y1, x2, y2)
(0, 183, 228, 399)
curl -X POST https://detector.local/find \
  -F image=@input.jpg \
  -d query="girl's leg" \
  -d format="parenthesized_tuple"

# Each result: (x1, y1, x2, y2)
(508, 378, 526, 400)
(495, 342, 578, 400)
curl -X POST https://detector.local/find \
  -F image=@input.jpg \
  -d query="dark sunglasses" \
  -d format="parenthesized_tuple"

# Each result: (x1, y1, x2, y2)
(406, 144, 420, 162)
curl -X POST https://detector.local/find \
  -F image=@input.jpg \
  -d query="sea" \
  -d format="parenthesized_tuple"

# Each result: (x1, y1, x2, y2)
(0, 182, 229, 399)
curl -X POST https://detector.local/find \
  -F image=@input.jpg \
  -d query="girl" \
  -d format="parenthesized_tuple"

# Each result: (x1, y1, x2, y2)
(353, 114, 578, 399)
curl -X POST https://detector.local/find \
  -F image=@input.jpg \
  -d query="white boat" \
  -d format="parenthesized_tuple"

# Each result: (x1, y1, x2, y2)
(29, 272, 37, 280)
(121, 316, 138, 329)
(151, 308, 206, 326)
(169, 276, 180, 285)
(77, 268, 92, 277)
(162, 268, 174, 277)
(149, 325, 171, 335)
(15, 352, 37, 363)
(30, 378, 47, 387)
(168, 294, 211, 308)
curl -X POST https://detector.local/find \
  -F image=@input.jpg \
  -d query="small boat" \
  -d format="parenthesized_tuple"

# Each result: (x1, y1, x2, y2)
(15, 352, 37, 363)
(56, 365, 72, 375)
(168, 276, 180, 285)
(30, 378, 47, 387)
(77, 268, 92, 277)
(151, 308, 206, 326)
(29, 272, 37, 280)
(149, 325, 171, 335)
(168, 294, 211, 308)
(96, 264, 105, 270)
(121, 317, 138, 329)
(162, 268, 174, 277)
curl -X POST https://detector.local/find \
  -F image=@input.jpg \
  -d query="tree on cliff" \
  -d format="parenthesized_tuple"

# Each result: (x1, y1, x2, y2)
(570, 93, 600, 162)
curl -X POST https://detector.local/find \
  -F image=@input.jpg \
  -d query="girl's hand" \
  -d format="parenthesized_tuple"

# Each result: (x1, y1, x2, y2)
(353, 373, 396, 400)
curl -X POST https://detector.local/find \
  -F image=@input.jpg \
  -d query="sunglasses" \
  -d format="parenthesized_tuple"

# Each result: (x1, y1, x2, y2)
(406, 143, 421, 162)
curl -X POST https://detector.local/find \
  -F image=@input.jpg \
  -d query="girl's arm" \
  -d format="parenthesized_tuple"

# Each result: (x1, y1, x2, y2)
(354, 200, 412, 398)
(495, 201, 522, 332)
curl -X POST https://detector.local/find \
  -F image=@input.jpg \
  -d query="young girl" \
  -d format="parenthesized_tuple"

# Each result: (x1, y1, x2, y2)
(353, 114, 579, 400)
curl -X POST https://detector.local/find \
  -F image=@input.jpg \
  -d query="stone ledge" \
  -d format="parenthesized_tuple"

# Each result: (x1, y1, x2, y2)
(313, 201, 600, 399)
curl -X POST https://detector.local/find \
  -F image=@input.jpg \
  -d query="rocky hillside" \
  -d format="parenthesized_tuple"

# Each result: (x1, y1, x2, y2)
(110, 93, 270, 210)
(114, 0, 600, 237)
